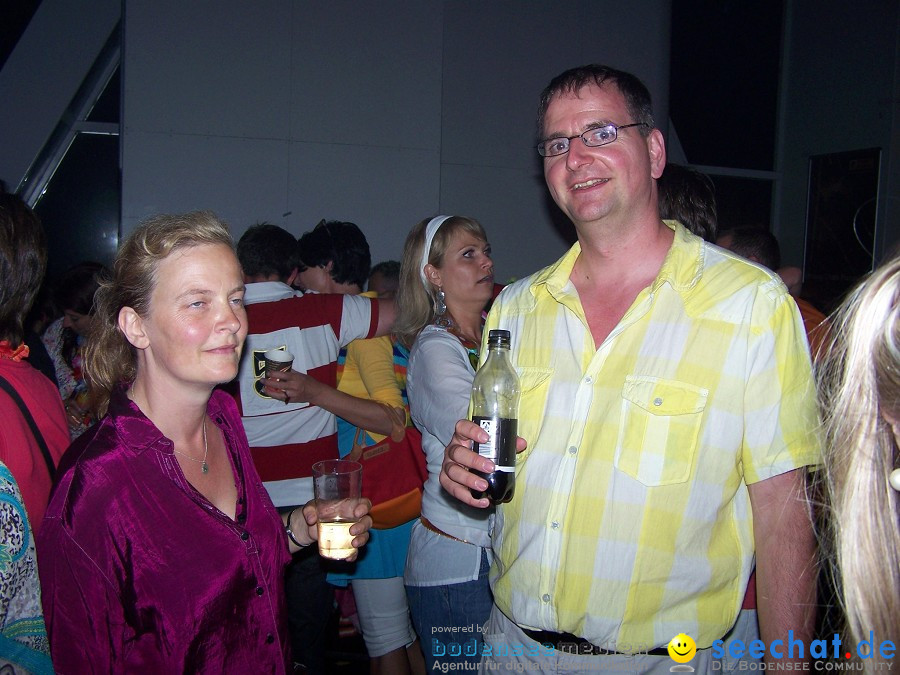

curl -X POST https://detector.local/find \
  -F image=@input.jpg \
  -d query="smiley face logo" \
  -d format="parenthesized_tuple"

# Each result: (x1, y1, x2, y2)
(667, 633, 696, 663)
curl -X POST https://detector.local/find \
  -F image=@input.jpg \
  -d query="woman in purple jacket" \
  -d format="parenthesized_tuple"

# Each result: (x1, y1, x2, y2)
(37, 211, 371, 673)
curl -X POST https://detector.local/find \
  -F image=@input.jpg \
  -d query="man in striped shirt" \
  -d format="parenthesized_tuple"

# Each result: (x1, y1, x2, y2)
(440, 65, 819, 673)
(234, 222, 394, 673)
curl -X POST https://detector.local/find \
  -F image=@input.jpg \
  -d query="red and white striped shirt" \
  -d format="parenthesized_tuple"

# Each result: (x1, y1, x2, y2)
(232, 281, 377, 507)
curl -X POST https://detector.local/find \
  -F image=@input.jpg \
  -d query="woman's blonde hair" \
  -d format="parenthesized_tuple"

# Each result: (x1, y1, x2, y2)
(394, 215, 487, 349)
(85, 211, 235, 417)
(820, 253, 900, 652)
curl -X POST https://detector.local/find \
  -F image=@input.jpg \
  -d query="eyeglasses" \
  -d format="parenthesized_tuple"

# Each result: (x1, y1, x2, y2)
(536, 122, 648, 157)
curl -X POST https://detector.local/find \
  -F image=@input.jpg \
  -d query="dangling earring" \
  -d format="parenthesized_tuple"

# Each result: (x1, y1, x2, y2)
(890, 468, 900, 492)
(434, 287, 452, 328)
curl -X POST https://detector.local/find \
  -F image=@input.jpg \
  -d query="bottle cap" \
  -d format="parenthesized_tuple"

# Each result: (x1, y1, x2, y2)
(487, 329, 511, 348)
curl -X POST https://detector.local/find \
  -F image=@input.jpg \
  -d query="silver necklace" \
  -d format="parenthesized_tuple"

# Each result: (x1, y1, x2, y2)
(173, 417, 209, 474)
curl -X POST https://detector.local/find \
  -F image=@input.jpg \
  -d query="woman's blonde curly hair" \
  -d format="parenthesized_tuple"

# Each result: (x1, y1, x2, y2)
(85, 211, 235, 417)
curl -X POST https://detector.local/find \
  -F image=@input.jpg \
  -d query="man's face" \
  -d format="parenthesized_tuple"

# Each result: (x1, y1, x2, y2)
(541, 82, 664, 231)
(367, 271, 398, 299)
(296, 265, 332, 293)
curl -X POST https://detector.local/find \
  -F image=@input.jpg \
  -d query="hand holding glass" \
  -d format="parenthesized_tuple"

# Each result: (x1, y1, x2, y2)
(312, 460, 363, 560)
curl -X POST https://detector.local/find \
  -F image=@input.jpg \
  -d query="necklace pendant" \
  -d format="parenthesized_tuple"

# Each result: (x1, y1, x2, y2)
(202, 461, 209, 474)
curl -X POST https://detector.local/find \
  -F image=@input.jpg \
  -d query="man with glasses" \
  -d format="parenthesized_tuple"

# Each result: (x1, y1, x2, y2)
(439, 65, 819, 673)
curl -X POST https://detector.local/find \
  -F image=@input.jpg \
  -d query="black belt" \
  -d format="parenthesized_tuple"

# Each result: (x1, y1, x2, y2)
(521, 629, 670, 657)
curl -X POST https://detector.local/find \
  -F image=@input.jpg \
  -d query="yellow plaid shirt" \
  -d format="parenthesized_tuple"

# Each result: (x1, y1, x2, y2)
(484, 221, 821, 651)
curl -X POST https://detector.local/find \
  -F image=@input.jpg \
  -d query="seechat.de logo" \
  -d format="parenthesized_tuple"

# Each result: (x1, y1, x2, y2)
(668, 633, 697, 672)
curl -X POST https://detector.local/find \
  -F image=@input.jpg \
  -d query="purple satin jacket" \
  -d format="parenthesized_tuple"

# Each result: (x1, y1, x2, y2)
(37, 388, 291, 673)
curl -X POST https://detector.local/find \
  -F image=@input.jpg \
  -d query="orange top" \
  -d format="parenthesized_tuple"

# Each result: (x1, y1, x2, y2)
(795, 297, 830, 361)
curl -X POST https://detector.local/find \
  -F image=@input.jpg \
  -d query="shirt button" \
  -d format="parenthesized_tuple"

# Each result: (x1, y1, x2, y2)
(256, 586, 264, 596)
(265, 633, 274, 644)
(568, 446, 577, 455)
(237, 513, 247, 524)
(240, 531, 249, 541)
(653, 397, 663, 406)
(551, 521, 559, 529)
(542, 594, 551, 603)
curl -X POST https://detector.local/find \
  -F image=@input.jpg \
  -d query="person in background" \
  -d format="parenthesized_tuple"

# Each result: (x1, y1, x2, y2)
(395, 215, 495, 672)
(294, 219, 371, 295)
(657, 162, 718, 242)
(41, 261, 108, 437)
(0, 192, 68, 530)
(234, 221, 394, 674)
(23, 285, 58, 388)
(440, 64, 819, 672)
(818, 253, 900, 670)
(330, 333, 425, 675)
(717, 226, 829, 360)
(0, 191, 62, 674)
(0, 461, 52, 674)
(368, 260, 401, 299)
(38, 211, 372, 672)
(292, 232, 423, 675)
(777, 265, 804, 297)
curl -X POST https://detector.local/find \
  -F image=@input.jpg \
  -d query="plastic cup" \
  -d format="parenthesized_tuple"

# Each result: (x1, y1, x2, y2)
(312, 460, 363, 560)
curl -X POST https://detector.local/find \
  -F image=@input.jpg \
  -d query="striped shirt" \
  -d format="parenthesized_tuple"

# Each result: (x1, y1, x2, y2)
(233, 281, 377, 507)
(484, 221, 821, 650)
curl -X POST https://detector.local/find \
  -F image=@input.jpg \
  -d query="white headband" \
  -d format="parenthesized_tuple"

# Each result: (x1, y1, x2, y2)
(419, 215, 452, 287)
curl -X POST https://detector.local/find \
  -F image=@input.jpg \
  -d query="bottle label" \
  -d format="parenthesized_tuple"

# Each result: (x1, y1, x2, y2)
(473, 416, 516, 472)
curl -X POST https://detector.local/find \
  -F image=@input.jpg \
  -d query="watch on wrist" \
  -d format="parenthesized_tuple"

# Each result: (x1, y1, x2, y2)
(285, 506, 308, 548)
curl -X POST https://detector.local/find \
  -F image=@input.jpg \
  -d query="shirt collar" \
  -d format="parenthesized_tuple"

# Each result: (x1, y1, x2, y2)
(529, 219, 703, 299)
(650, 220, 704, 294)
(529, 239, 580, 301)
(108, 387, 234, 455)
(244, 280, 299, 304)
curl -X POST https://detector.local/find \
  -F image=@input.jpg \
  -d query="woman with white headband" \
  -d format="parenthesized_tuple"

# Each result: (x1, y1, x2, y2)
(395, 215, 496, 672)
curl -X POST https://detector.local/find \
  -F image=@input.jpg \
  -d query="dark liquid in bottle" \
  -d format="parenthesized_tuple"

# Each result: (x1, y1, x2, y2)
(470, 416, 517, 504)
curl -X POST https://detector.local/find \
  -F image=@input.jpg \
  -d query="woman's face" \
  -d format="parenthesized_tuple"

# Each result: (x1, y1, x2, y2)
(62, 310, 92, 336)
(131, 243, 247, 391)
(431, 230, 494, 307)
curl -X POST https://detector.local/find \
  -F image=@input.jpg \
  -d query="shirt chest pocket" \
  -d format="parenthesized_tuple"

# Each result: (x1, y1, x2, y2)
(515, 366, 553, 458)
(613, 376, 708, 487)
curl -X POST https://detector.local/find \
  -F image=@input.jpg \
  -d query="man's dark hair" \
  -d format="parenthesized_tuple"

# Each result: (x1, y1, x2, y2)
(721, 227, 782, 271)
(0, 193, 47, 345)
(658, 163, 718, 242)
(237, 222, 300, 281)
(298, 220, 371, 289)
(537, 64, 655, 137)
